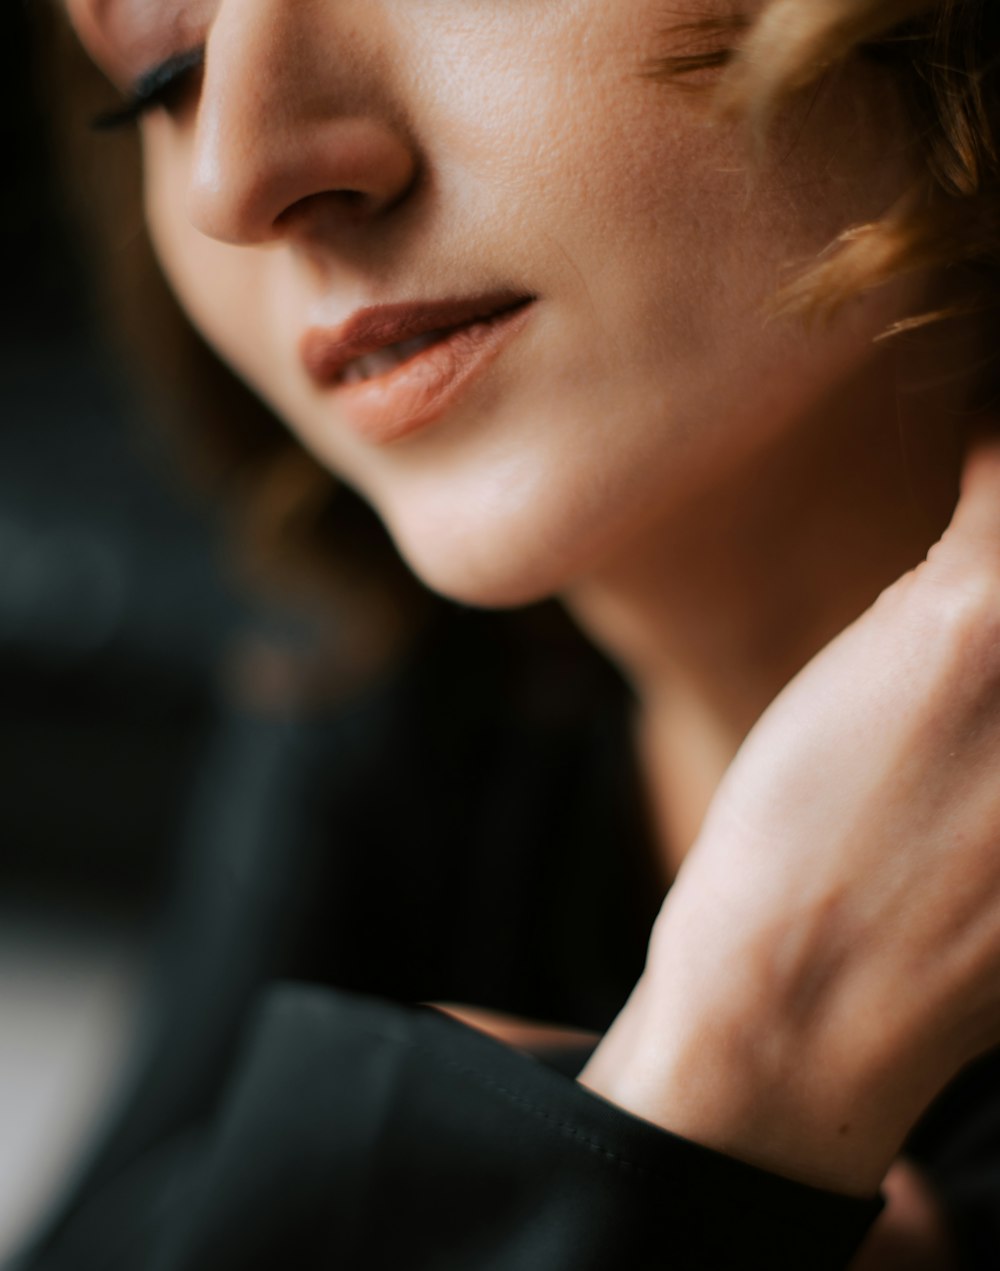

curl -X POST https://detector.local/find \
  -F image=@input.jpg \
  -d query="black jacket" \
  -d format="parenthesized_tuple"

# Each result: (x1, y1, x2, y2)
(18, 607, 1000, 1269)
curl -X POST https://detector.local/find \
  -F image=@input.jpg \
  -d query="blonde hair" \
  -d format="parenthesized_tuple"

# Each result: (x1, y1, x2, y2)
(653, 0, 1000, 344)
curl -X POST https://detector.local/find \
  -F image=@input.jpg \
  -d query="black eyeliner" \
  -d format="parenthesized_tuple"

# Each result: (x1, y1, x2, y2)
(91, 47, 205, 132)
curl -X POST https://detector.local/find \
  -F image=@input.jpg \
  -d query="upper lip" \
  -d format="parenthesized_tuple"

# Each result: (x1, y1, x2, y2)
(300, 291, 534, 386)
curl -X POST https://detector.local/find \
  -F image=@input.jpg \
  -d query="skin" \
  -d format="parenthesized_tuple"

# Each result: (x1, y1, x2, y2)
(66, 0, 1000, 1263)
(580, 432, 1000, 1197)
(68, 0, 963, 609)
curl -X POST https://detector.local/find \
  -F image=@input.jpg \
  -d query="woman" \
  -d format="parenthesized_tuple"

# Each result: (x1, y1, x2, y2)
(26, 0, 1000, 1266)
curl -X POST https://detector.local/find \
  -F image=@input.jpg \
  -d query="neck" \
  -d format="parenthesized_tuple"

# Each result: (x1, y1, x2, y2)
(565, 334, 975, 886)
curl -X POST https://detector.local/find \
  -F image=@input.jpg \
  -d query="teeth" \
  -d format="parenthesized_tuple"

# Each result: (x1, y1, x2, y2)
(396, 330, 449, 358)
(340, 329, 449, 385)
(342, 348, 406, 385)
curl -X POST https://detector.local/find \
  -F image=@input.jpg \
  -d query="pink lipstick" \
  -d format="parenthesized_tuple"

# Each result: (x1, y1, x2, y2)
(300, 292, 535, 444)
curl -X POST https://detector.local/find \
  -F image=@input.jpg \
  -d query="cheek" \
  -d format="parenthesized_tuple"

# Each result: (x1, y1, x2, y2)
(132, 42, 922, 609)
(143, 135, 270, 382)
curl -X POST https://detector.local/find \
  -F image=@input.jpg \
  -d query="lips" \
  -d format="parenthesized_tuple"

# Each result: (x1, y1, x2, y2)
(301, 293, 534, 387)
(300, 292, 535, 444)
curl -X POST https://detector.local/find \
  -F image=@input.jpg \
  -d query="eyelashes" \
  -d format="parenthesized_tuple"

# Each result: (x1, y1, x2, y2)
(91, 46, 205, 132)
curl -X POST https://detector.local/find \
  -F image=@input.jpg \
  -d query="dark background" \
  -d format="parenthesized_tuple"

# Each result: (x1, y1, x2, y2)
(0, 9, 264, 1260)
(1, 1, 249, 912)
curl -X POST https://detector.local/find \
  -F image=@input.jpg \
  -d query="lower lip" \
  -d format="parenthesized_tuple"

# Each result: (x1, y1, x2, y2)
(330, 301, 535, 445)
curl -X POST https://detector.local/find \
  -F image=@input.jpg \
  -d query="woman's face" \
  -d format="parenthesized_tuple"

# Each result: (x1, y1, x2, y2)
(68, 0, 921, 606)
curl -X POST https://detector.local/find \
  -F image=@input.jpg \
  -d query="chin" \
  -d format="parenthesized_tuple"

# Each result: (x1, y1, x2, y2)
(380, 494, 590, 611)
(394, 533, 570, 611)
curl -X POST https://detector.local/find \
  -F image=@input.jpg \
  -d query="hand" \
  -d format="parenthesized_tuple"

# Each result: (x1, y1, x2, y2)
(582, 425, 1000, 1195)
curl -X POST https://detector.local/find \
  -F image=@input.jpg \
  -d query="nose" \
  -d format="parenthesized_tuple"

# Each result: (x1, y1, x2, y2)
(186, 0, 419, 247)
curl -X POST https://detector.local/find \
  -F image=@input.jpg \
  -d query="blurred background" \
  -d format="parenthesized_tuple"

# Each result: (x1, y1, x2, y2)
(1, 6, 251, 1259)
(0, 7, 648, 1267)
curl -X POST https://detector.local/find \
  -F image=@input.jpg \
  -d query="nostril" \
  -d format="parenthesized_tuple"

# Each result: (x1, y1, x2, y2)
(275, 189, 367, 236)
(332, 189, 371, 216)
(277, 183, 410, 238)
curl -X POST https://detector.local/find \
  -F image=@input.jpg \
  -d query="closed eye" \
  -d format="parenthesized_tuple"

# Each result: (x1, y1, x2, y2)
(91, 46, 205, 132)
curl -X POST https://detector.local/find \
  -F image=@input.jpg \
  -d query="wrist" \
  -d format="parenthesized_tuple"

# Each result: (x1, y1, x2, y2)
(579, 907, 950, 1197)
